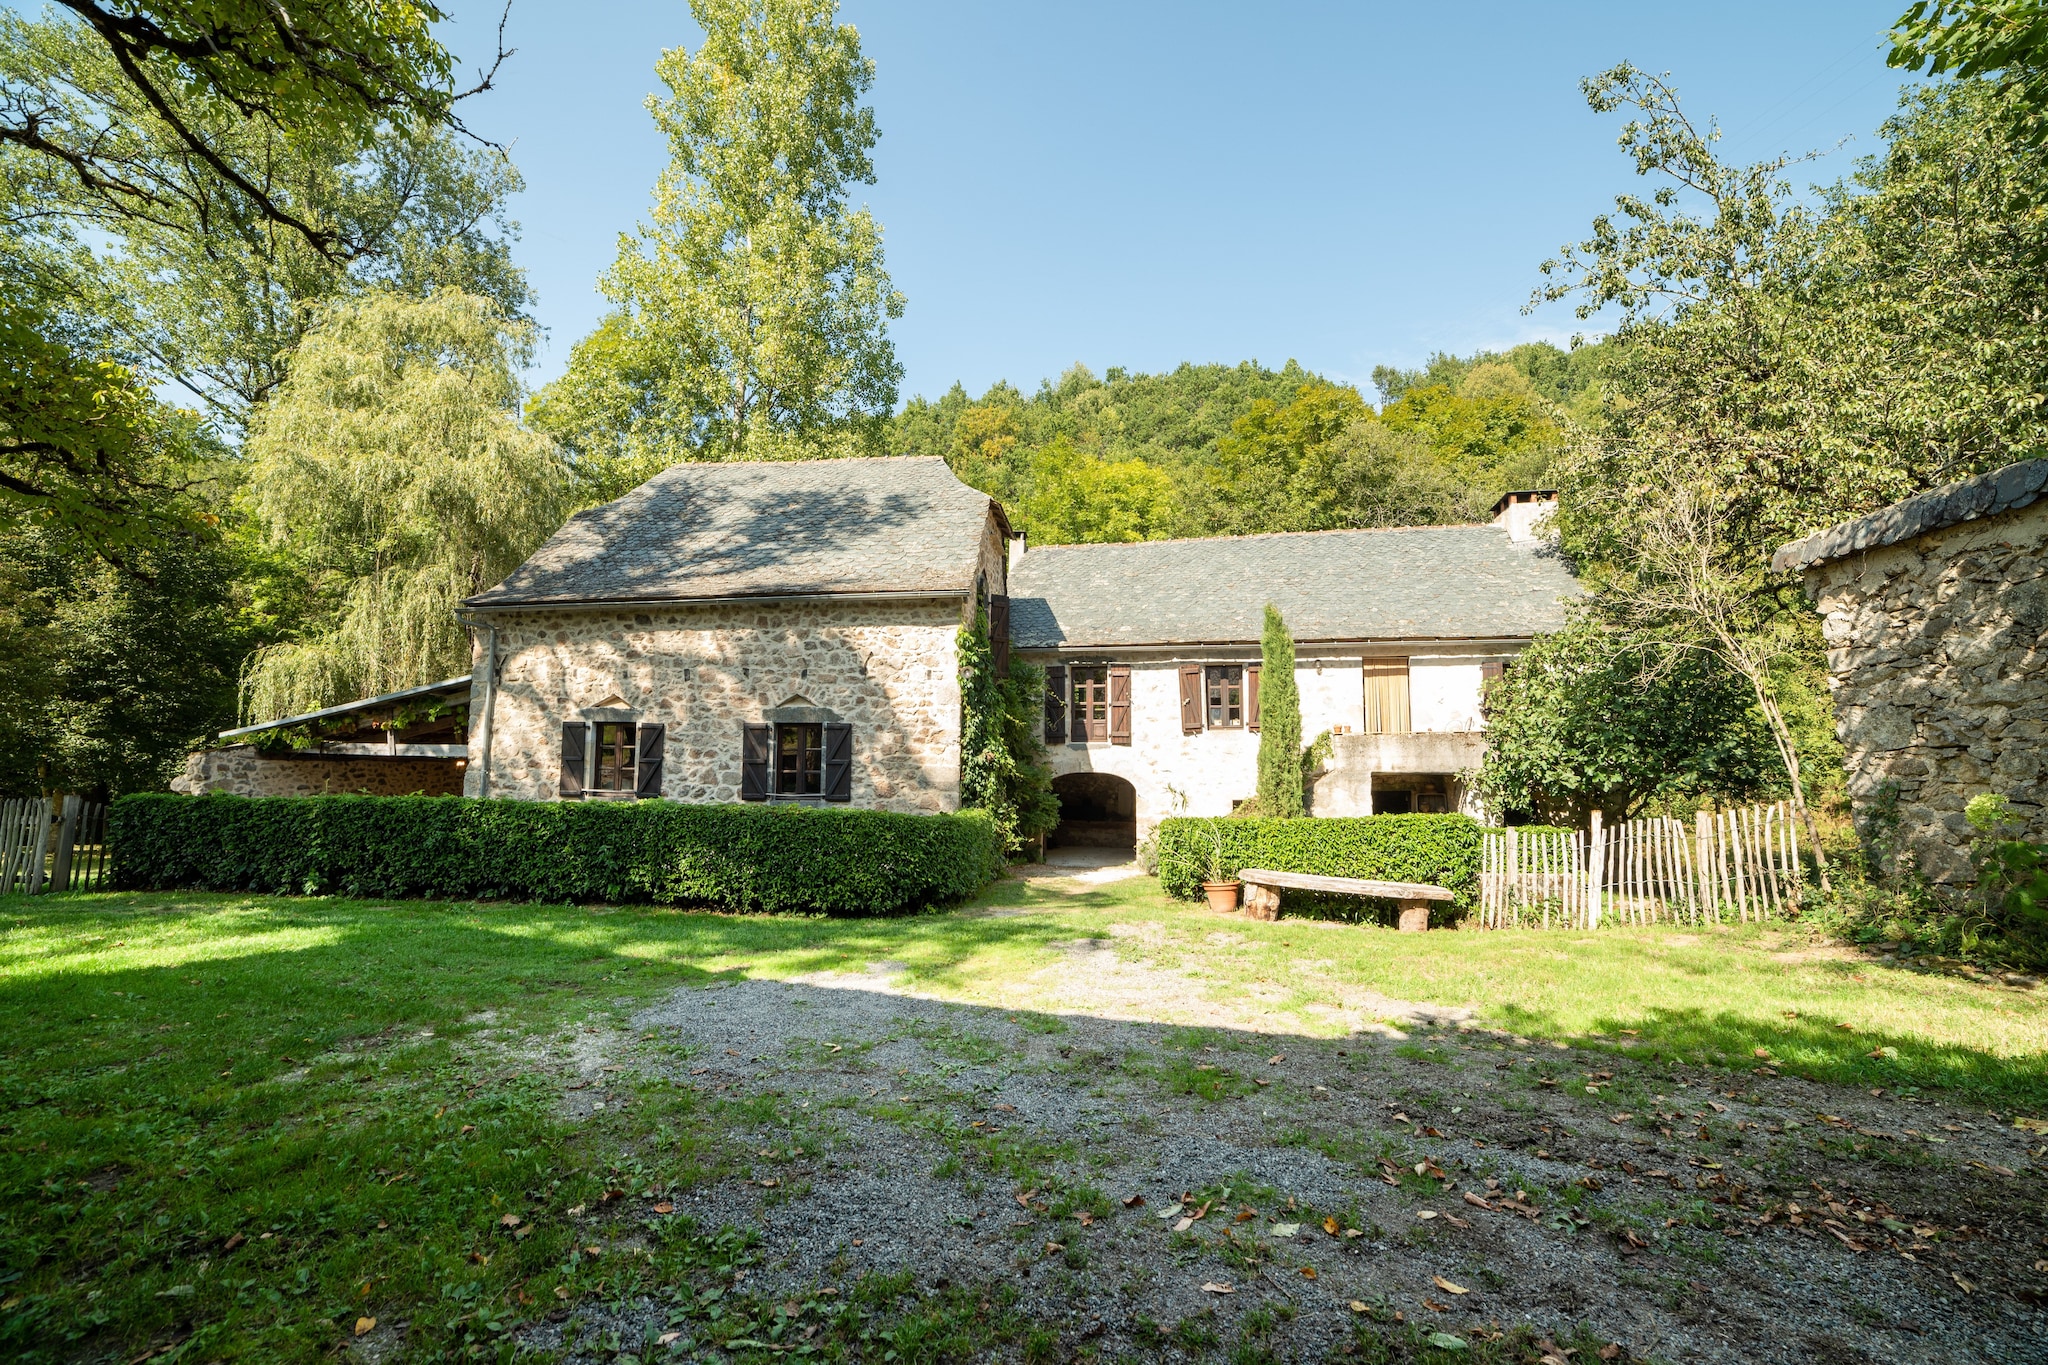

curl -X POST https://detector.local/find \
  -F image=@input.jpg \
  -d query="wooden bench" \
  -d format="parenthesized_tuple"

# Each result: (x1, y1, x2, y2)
(1235, 868, 1455, 931)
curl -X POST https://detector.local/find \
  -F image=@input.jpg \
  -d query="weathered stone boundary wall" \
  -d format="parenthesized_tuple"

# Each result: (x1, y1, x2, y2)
(173, 747, 464, 798)
(1801, 496, 2048, 882)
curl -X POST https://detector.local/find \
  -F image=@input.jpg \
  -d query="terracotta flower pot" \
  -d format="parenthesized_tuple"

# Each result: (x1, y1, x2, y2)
(1203, 880, 1241, 913)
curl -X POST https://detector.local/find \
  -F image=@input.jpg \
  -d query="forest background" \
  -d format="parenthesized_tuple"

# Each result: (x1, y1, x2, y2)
(1, 0, 2044, 849)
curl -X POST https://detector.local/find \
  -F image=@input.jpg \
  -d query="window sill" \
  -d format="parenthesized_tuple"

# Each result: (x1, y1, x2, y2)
(580, 790, 640, 801)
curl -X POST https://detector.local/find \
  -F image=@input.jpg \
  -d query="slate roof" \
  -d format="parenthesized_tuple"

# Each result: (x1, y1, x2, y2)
(1772, 457, 2048, 575)
(1008, 526, 1579, 649)
(466, 457, 999, 608)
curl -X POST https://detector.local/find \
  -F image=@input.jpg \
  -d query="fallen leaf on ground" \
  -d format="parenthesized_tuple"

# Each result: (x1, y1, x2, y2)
(1300, 1266, 1317, 1279)
(1323, 1215, 1341, 1235)
(1015, 1190, 1036, 1208)
(1953, 1272, 1976, 1293)
(1463, 1192, 1492, 1210)
(1428, 1333, 1467, 1351)
(1268, 1222, 1300, 1237)
(1599, 1347, 1622, 1361)
(554, 1285, 570, 1300)
(1201, 1281, 1234, 1294)
(659, 1331, 682, 1345)
(222, 1233, 245, 1251)
(1433, 1276, 1468, 1295)
(1174, 1217, 1194, 1232)
(1267, 1055, 1283, 1065)
(1416, 1210, 1438, 1220)
(1121, 1194, 1144, 1208)
(1349, 1300, 1369, 1313)
(512, 1225, 532, 1240)
(1233, 1207, 1256, 1223)
(654, 1202, 674, 1214)
(355, 1317, 376, 1336)
(499, 1214, 520, 1228)
(1156, 1202, 1184, 1219)
(1753, 1047, 1771, 1058)
(1076, 1211, 1094, 1226)
(1424, 1297, 1452, 1311)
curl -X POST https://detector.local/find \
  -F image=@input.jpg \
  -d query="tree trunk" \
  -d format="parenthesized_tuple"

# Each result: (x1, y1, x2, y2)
(1745, 670, 1831, 894)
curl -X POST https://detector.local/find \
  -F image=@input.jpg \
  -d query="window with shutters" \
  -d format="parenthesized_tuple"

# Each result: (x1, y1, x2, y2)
(774, 723, 824, 796)
(1205, 666, 1245, 727)
(1069, 665, 1110, 742)
(591, 722, 637, 793)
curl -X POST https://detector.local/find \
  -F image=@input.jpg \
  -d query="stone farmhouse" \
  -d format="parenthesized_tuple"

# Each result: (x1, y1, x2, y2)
(179, 458, 1579, 851)
(1774, 456, 2048, 883)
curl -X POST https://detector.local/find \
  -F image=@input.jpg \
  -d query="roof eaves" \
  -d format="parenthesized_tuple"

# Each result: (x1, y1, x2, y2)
(1773, 457, 2048, 574)
(219, 675, 473, 741)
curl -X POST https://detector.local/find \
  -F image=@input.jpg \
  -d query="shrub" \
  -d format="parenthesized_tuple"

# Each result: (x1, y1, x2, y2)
(110, 793, 1001, 916)
(1155, 813, 1485, 919)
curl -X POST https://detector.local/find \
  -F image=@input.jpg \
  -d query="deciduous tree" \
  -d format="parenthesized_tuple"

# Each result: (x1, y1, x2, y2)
(531, 0, 903, 479)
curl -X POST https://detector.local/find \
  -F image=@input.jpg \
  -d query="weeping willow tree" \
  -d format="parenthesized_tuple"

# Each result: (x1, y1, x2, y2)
(240, 289, 569, 721)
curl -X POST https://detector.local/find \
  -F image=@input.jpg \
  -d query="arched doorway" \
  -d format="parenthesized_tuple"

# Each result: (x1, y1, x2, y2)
(1049, 772, 1137, 851)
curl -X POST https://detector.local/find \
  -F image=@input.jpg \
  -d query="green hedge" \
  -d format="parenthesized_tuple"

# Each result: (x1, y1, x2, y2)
(1156, 814, 1486, 921)
(110, 794, 1001, 916)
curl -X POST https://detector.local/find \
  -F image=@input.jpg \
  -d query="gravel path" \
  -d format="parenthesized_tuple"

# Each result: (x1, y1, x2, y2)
(516, 950, 2048, 1365)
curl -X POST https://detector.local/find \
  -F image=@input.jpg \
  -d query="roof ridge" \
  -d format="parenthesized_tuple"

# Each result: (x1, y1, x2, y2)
(1021, 522, 1503, 552)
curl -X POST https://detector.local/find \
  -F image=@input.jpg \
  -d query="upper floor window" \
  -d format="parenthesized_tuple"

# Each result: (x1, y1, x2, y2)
(1070, 665, 1110, 743)
(1206, 666, 1244, 728)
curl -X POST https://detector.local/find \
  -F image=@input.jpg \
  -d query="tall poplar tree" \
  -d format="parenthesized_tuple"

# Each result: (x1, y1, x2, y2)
(1255, 605, 1303, 818)
(531, 0, 904, 488)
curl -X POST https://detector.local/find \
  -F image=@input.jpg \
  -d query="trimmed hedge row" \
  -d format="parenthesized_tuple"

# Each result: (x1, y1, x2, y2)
(110, 793, 1001, 916)
(1156, 813, 1486, 915)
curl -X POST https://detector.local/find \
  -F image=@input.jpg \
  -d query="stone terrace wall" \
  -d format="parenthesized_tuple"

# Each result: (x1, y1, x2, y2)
(1802, 497, 2048, 882)
(173, 747, 464, 798)
(470, 597, 964, 813)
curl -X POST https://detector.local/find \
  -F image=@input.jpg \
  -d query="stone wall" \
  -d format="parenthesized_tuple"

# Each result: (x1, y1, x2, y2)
(173, 747, 465, 798)
(467, 597, 966, 813)
(1801, 497, 2048, 882)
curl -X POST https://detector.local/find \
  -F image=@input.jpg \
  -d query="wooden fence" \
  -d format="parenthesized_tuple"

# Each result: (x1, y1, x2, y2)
(0, 796, 111, 895)
(1479, 800, 1805, 930)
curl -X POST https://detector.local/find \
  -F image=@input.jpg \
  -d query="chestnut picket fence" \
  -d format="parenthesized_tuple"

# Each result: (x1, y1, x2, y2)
(1479, 800, 1806, 930)
(0, 795, 111, 895)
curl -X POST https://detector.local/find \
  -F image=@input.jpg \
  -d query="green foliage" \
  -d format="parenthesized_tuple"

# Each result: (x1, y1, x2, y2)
(0, 1, 475, 261)
(530, 0, 902, 480)
(957, 608, 1059, 856)
(0, 525, 252, 797)
(1477, 616, 1777, 825)
(1154, 813, 1485, 914)
(1020, 436, 1177, 543)
(1253, 605, 1302, 818)
(238, 289, 569, 720)
(1890, 0, 2048, 143)
(111, 792, 1001, 914)
(1967, 794, 2048, 946)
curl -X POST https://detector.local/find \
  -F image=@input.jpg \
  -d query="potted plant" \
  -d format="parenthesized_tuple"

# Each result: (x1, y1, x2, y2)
(1197, 817, 1240, 913)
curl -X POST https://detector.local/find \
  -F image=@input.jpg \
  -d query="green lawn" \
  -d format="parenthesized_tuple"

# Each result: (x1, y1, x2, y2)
(3, 875, 2044, 1361)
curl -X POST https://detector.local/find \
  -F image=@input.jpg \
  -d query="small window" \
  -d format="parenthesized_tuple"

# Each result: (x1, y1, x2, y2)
(775, 722, 824, 796)
(1070, 665, 1110, 742)
(1206, 666, 1244, 728)
(591, 722, 637, 793)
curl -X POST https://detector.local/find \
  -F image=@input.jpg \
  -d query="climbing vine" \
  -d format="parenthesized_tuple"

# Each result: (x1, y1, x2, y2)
(958, 608, 1060, 858)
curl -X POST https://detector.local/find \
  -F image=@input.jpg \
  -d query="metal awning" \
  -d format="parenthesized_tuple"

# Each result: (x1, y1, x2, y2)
(219, 675, 473, 741)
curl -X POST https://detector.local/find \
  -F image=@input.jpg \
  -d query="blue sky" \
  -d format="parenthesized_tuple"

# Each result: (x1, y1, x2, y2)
(439, 1, 1919, 403)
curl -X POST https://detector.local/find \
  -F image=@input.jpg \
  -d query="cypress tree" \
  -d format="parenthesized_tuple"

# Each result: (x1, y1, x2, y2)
(1256, 603, 1303, 817)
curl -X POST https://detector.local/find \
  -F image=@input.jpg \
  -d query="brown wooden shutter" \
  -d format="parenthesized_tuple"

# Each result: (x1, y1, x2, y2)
(822, 723, 852, 802)
(989, 594, 1010, 678)
(1108, 665, 1132, 745)
(1246, 664, 1261, 732)
(740, 724, 772, 801)
(635, 724, 665, 798)
(558, 722, 586, 798)
(1178, 664, 1202, 734)
(1044, 665, 1067, 744)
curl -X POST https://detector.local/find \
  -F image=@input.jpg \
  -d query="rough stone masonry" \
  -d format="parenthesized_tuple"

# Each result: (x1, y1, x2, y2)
(1775, 458, 2048, 882)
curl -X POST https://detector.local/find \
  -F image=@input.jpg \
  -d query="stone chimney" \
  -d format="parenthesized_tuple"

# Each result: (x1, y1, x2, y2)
(1007, 531, 1026, 577)
(1490, 490, 1558, 544)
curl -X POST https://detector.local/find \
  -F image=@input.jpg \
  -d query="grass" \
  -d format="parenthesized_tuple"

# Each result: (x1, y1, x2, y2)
(4, 871, 2047, 1360)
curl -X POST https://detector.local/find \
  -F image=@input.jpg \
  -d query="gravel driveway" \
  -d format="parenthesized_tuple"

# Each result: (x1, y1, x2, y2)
(512, 936, 2048, 1365)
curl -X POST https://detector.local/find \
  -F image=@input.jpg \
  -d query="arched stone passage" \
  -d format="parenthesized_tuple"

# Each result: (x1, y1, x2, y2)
(1049, 772, 1137, 850)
